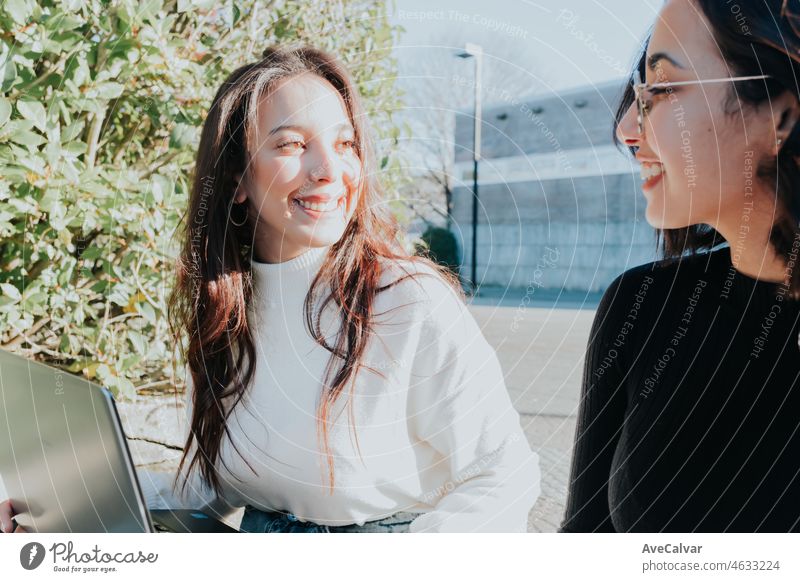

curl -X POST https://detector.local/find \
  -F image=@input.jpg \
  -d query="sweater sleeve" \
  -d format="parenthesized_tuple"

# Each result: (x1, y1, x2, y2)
(136, 373, 235, 517)
(404, 274, 540, 533)
(559, 273, 631, 532)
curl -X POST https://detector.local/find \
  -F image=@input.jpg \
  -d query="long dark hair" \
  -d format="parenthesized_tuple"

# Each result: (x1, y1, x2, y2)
(613, 0, 800, 296)
(168, 46, 461, 497)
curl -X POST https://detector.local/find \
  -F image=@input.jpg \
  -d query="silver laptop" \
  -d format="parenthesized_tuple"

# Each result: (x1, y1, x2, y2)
(0, 349, 237, 533)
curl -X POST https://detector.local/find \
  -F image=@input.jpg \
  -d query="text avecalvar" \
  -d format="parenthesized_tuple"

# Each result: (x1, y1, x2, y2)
(642, 544, 702, 554)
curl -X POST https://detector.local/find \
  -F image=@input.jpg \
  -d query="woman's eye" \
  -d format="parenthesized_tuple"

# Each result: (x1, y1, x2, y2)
(649, 87, 669, 96)
(277, 140, 304, 151)
(339, 139, 356, 150)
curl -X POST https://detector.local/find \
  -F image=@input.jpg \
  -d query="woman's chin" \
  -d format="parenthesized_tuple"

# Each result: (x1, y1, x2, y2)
(644, 209, 692, 231)
(646, 219, 667, 230)
(295, 226, 347, 249)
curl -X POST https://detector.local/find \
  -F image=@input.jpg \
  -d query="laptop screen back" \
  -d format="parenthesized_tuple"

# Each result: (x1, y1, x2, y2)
(0, 349, 151, 532)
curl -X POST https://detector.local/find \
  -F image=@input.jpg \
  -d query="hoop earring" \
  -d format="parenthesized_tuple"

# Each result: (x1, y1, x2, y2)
(230, 202, 248, 227)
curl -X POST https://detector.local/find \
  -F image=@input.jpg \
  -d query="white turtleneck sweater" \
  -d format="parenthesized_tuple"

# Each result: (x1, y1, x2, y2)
(140, 246, 539, 532)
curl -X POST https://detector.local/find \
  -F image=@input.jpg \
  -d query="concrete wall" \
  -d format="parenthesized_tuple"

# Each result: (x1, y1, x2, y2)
(452, 173, 657, 292)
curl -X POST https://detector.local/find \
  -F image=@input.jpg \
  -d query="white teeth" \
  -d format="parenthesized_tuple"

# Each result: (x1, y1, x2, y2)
(295, 198, 341, 212)
(640, 164, 664, 181)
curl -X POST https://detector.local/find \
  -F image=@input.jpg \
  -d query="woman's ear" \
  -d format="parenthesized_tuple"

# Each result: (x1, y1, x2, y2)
(775, 92, 800, 143)
(234, 172, 248, 204)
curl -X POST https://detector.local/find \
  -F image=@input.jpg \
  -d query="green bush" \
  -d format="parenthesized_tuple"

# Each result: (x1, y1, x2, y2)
(0, 0, 404, 397)
(414, 225, 461, 279)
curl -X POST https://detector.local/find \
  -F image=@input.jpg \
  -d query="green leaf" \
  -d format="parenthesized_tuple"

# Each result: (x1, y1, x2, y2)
(61, 0, 83, 12)
(13, 150, 46, 174)
(120, 354, 141, 372)
(0, 53, 16, 93)
(49, 203, 68, 230)
(65, 357, 93, 374)
(45, 137, 62, 166)
(0, 118, 33, 139)
(115, 376, 136, 399)
(149, 174, 173, 204)
(9, 128, 45, 148)
(1, 283, 21, 302)
(138, 301, 156, 325)
(92, 82, 124, 99)
(81, 245, 102, 260)
(72, 303, 85, 325)
(62, 141, 86, 156)
(58, 228, 72, 248)
(17, 100, 46, 132)
(2, 0, 33, 26)
(62, 121, 84, 142)
(0, 98, 10, 128)
(108, 282, 131, 307)
(0, 209, 13, 235)
(95, 363, 111, 382)
(169, 122, 194, 149)
(128, 330, 148, 354)
(138, 0, 164, 23)
(22, 291, 48, 315)
(60, 158, 80, 183)
(39, 190, 61, 213)
(191, 0, 215, 10)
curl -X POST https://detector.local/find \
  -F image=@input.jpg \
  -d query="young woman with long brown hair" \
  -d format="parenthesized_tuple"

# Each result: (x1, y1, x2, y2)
(114, 46, 537, 533)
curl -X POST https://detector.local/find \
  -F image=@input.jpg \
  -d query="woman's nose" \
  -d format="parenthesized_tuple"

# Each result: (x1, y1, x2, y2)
(308, 146, 339, 183)
(616, 100, 642, 148)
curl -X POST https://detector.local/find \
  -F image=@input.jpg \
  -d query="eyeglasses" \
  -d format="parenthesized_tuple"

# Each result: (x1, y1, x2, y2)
(632, 70, 772, 134)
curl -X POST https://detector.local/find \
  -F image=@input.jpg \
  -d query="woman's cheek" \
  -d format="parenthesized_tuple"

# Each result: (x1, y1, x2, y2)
(258, 157, 304, 196)
(344, 157, 362, 212)
(343, 156, 362, 187)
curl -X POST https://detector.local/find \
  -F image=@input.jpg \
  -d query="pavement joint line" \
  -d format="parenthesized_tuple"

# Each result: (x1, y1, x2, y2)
(518, 411, 575, 419)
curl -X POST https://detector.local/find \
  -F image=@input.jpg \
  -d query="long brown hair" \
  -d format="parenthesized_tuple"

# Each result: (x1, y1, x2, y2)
(168, 45, 461, 498)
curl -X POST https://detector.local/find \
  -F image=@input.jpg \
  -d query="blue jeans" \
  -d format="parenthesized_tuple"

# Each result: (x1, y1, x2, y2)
(239, 506, 418, 533)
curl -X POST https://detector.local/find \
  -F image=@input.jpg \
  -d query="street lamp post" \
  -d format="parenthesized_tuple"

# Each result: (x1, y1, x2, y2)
(457, 43, 482, 295)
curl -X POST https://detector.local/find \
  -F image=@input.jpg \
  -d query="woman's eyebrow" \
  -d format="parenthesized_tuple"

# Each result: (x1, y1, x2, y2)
(268, 124, 305, 136)
(647, 51, 686, 70)
(268, 122, 354, 136)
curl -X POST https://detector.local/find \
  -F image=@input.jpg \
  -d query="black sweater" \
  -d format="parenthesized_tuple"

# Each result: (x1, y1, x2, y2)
(560, 247, 800, 532)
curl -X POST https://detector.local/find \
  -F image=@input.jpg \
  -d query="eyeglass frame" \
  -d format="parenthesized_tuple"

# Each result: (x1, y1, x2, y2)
(632, 69, 772, 134)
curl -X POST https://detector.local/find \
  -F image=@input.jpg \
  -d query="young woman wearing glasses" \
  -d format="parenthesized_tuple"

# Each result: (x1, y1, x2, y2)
(560, 0, 800, 532)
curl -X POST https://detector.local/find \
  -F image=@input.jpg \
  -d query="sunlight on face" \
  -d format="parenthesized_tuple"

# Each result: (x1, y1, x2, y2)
(615, 0, 779, 231)
(239, 73, 362, 263)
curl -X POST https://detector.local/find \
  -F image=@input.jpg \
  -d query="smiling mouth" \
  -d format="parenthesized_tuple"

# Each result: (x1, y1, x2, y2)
(640, 162, 664, 190)
(295, 197, 343, 212)
(292, 195, 346, 216)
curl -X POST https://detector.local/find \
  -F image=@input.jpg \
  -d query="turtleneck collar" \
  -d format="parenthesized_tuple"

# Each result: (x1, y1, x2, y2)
(716, 246, 797, 305)
(250, 246, 330, 301)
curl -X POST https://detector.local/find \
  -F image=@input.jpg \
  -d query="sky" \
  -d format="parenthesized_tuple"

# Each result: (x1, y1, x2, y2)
(391, 0, 661, 102)
(384, 0, 664, 182)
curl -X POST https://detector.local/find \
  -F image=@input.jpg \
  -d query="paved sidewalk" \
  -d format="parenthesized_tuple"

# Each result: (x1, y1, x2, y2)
(466, 303, 595, 532)
(467, 285, 603, 311)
